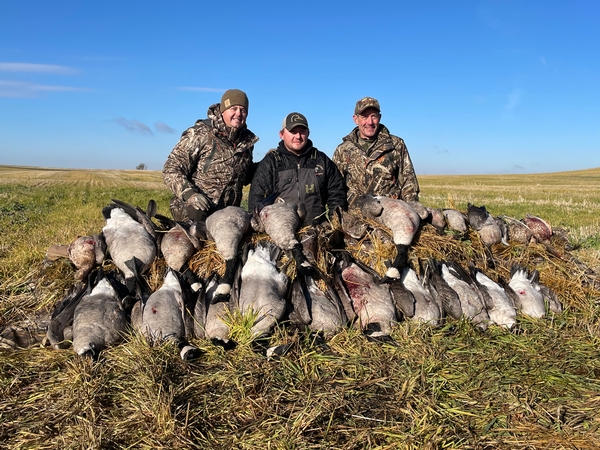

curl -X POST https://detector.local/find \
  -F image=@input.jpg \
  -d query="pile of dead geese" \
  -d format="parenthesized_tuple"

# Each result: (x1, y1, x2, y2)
(40, 195, 566, 360)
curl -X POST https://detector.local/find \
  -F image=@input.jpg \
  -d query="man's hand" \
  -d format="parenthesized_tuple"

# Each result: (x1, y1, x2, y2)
(186, 192, 212, 211)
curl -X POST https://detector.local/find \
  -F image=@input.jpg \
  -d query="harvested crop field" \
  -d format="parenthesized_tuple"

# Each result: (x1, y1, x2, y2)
(1, 165, 600, 449)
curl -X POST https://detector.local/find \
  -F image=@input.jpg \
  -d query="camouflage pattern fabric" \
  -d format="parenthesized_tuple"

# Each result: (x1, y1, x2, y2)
(163, 103, 259, 221)
(332, 124, 420, 207)
(354, 97, 380, 114)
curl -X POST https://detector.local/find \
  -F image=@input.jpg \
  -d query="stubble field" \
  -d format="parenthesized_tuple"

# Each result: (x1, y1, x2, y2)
(1, 165, 600, 449)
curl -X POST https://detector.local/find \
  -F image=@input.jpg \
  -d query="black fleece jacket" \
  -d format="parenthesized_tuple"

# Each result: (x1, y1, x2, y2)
(248, 140, 348, 224)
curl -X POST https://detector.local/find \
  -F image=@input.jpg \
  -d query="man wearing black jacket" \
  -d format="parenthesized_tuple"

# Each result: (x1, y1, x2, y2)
(248, 112, 347, 225)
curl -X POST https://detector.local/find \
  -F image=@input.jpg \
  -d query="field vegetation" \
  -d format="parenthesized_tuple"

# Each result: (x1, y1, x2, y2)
(1, 165, 600, 449)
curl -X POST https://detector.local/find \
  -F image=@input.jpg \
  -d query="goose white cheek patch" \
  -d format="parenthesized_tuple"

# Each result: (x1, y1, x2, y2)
(216, 283, 231, 296)
(385, 267, 401, 280)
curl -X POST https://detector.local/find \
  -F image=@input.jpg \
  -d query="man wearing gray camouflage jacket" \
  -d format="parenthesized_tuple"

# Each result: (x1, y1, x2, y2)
(333, 97, 419, 207)
(163, 89, 259, 222)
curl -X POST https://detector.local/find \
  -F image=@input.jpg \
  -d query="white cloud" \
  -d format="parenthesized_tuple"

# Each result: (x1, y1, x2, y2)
(0, 80, 87, 98)
(0, 62, 79, 75)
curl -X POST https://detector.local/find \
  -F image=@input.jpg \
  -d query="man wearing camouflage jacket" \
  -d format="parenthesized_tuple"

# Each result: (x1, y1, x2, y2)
(333, 97, 419, 207)
(163, 89, 259, 222)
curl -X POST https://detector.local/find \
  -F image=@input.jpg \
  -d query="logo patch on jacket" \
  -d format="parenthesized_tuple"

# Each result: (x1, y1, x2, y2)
(315, 164, 324, 176)
(305, 184, 315, 194)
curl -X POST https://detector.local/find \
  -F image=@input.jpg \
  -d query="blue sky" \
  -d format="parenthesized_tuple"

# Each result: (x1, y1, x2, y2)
(1, 1, 599, 174)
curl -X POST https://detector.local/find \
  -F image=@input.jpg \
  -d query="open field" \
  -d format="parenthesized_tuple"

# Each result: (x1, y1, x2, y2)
(1, 165, 600, 449)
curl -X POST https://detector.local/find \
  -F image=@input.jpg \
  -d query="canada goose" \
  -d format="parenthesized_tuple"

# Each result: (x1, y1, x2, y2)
(400, 267, 441, 327)
(333, 252, 397, 340)
(289, 272, 347, 339)
(72, 270, 128, 359)
(205, 206, 251, 303)
(46, 281, 88, 350)
(354, 195, 420, 280)
(494, 216, 509, 246)
(102, 199, 157, 291)
(153, 214, 202, 272)
(251, 198, 315, 277)
(539, 283, 563, 314)
(407, 200, 430, 220)
(440, 262, 490, 331)
(467, 203, 502, 246)
(337, 208, 370, 240)
(478, 215, 503, 247)
(424, 259, 462, 321)
(238, 241, 289, 338)
(388, 277, 416, 319)
(467, 203, 489, 231)
(443, 209, 468, 234)
(139, 270, 201, 360)
(424, 206, 446, 235)
(189, 248, 240, 348)
(201, 274, 236, 349)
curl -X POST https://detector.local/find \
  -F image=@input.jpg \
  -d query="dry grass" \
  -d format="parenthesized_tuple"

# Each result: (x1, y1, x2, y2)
(418, 168, 600, 238)
(2, 166, 600, 449)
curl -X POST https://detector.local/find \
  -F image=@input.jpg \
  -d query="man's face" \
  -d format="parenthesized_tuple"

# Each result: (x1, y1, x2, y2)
(221, 105, 248, 129)
(280, 126, 309, 154)
(353, 107, 381, 139)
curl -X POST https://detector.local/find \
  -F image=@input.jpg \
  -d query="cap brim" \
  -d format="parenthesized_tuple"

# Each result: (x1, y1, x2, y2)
(284, 124, 309, 131)
(356, 106, 380, 115)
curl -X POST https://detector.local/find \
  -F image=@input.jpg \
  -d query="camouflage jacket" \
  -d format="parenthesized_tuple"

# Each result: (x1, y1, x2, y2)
(162, 103, 259, 220)
(332, 124, 419, 206)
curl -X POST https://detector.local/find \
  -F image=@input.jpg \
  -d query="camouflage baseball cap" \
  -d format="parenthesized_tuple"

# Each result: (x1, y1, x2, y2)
(281, 112, 309, 131)
(354, 97, 381, 115)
